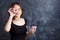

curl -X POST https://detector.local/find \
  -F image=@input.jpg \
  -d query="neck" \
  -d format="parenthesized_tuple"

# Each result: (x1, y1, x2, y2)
(14, 16, 21, 21)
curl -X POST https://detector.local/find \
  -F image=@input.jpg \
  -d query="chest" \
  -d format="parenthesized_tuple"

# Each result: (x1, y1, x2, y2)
(10, 21, 27, 35)
(12, 19, 25, 26)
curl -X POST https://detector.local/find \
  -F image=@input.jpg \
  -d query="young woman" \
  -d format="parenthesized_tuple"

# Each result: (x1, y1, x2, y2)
(4, 2, 37, 40)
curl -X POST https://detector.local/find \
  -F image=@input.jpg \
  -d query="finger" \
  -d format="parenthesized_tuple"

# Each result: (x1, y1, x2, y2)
(8, 8, 13, 12)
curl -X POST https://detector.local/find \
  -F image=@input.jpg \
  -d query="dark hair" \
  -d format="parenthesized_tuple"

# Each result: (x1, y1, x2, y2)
(10, 2, 24, 19)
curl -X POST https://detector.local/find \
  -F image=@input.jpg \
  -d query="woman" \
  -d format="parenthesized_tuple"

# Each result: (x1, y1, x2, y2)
(4, 2, 37, 40)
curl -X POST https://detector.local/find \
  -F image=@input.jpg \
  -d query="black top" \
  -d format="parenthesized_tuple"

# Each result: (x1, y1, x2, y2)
(9, 18, 27, 40)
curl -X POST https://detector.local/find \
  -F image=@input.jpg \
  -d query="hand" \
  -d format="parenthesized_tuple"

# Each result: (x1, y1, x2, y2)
(12, 8, 18, 14)
(8, 8, 16, 17)
(30, 26, 37, 34)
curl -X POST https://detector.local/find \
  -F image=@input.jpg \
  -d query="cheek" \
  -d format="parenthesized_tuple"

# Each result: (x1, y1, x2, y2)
(19, 13, 22, 15)
(18, 10, 22, 13)
(17, 12, 22, 15)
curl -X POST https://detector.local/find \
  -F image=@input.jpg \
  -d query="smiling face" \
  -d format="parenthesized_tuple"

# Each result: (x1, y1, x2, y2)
(12, 4, 22, 17)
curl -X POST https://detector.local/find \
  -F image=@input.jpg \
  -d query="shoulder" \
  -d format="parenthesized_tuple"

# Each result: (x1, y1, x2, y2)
(21, 18, 27, 22)
(22, 18, 27, 25)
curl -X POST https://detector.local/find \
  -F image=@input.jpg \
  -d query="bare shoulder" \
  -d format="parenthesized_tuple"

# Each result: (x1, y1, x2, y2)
(20, 18, 26, 22)
(21, 18, 25, 20)
(21, 18, 27, 23)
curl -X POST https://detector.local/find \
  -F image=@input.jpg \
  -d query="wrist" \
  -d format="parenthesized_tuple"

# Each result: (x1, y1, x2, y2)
(9, 16, 13, 19)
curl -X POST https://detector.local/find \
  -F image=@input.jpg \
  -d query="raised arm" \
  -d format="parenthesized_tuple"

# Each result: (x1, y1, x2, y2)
(4, 16, 13, 32)
(4, 8, 16, 32)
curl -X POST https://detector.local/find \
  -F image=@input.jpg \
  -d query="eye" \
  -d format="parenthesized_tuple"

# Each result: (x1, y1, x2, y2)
(15, 10, 17, 11)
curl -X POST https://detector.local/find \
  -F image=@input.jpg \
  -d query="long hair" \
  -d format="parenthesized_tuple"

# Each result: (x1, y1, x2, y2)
(9, 2, 24, 19)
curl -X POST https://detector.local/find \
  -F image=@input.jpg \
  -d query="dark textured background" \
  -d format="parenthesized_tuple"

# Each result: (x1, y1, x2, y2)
(0, 0, 60, 40)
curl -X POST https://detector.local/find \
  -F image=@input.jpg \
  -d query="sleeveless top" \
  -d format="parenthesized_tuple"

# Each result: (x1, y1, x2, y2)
(9, 18, 27, 40)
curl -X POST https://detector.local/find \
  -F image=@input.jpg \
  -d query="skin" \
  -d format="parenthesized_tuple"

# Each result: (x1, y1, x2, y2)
(4, 4, 37, 36)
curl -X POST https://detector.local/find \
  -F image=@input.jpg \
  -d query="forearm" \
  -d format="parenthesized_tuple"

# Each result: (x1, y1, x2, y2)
(4, 16, 13, 32)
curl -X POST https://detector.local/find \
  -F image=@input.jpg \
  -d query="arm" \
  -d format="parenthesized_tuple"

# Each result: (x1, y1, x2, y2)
(4, 16, 13, 32)
(4, 8, 16, 32)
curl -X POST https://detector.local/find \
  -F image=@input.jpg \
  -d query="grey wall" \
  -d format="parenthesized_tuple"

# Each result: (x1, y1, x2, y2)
(0, 0, 60, 40)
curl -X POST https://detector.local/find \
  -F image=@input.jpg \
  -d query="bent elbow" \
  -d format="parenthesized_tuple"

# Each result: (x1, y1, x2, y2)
(4, 28, 10, 32)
